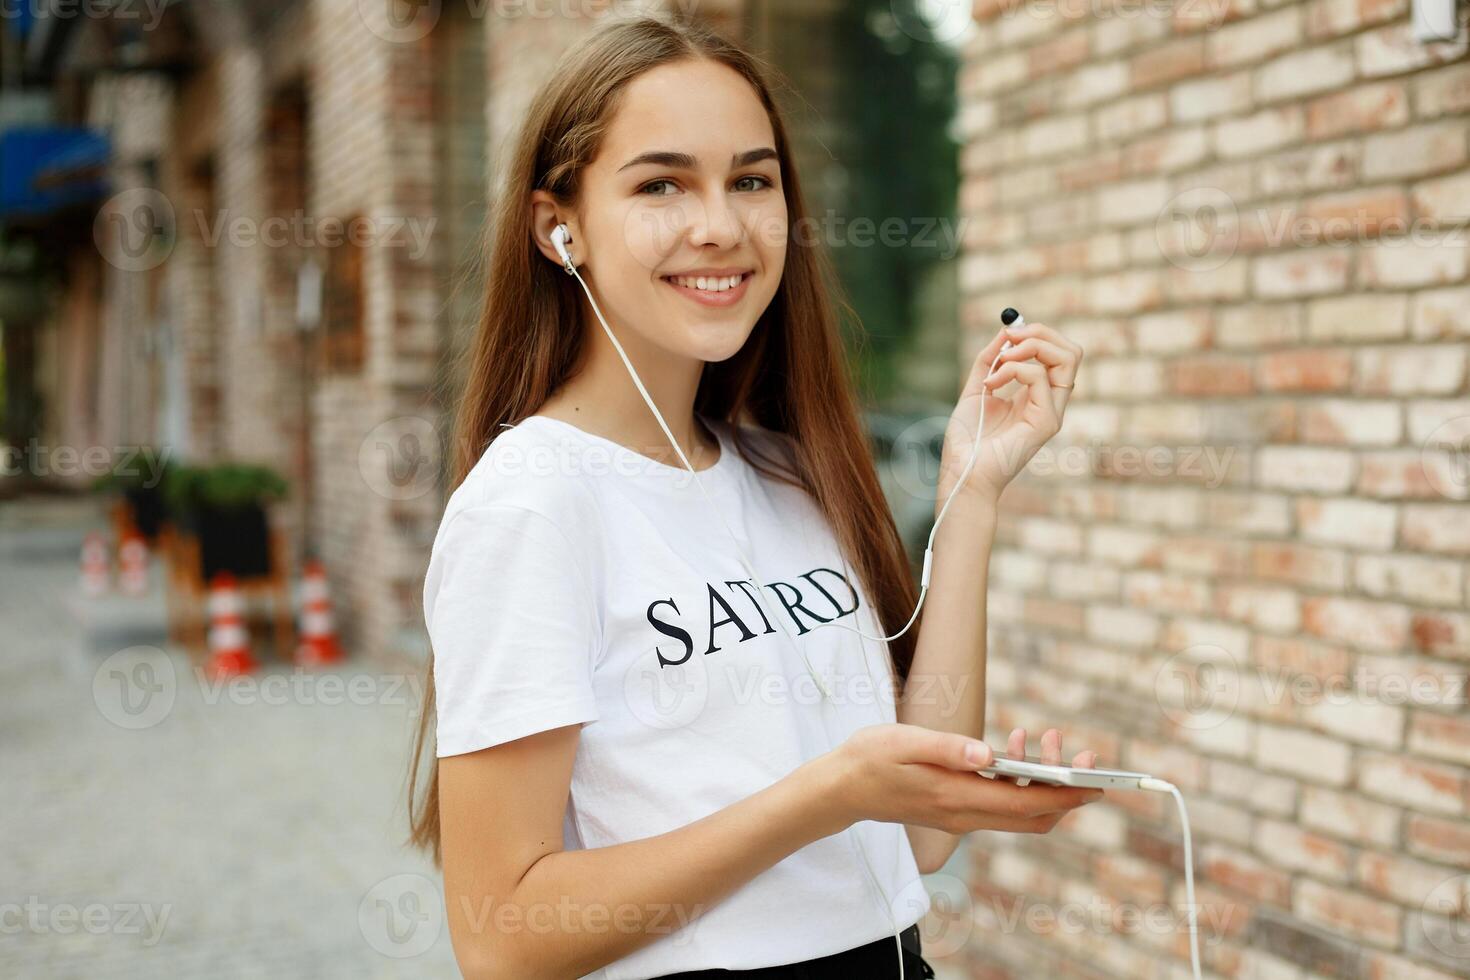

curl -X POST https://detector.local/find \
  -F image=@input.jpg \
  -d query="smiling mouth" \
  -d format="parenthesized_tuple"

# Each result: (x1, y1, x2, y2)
(661, 271, 753, 293)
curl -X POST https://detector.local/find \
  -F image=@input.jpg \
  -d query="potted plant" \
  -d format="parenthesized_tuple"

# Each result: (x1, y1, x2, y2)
(163, 462, 289, 581)
(92, 451, 174, 543)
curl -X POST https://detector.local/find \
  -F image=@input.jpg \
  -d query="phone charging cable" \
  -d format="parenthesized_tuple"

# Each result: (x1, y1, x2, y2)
(1139, 778, 1202, 979)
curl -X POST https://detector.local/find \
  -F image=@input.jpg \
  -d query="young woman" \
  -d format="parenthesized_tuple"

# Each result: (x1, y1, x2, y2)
(409, 15, 1100, 980)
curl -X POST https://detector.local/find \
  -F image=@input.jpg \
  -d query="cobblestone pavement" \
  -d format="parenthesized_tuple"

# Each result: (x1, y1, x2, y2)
(2, 497, 460, 978)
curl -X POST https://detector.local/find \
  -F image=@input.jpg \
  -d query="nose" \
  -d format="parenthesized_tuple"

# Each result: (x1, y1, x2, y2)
(682, 187, 743, 252)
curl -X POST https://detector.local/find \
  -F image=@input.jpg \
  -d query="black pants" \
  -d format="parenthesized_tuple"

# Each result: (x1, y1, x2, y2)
(646, 922, 936, 980)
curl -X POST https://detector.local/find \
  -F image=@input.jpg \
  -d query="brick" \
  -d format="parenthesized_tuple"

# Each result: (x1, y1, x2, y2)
(1414, 62, 1470, 118)
(1256, 819, 1352, 881)
(1301, 785, 1401, 846)
(1257, 141, 1358, 197)
(1087, 270, 1164, 314)
(1256, 446, 1354, 492)
(1093, 11, 1171, 58)
(1208, 9, 1303, 69)
(1018, 516, 1084, 555)
(1166, 257, 1251, 303)
(1094, 94, 1167, 143)
(1059, 60, 1130, 109)
(1203, 843, 1292, 905)
(1255, 44, 1355, 103)
(1357, 449, 1453, 499)
(1393, 505, 1470, 558)
(1169, 356, 1254, 396)
(1357, 851, 1456, 907)
(1411, 609, 1470, 659)
(1026, 28, 1090, 80)
(1204, 492, 1292, 535)
(1302, 595, 1410, 650)
(1305, 293, 1408, 342)
(1413, 170, 1470, 223)
(1306, 0, 1409, 38)
(1134, 309, 1212, 353)
(1097, 178, 1171, 227)
(1215, 582, 1300, 633)
(1252, 249, 1351, 298)
(1170, 72, 1252, 122)
(1215, 106, 1303, 159)
(1299, 398, 1402, 445)
(1362, 121, 1468, 180)
(1297, 496, 1398, 548)
(1354, 344, 1467, 395)
(1130, 37, 1206, 90)
(1360, 752, 1465, 815)
(1246, 540, 1346, 587)
(1407, 398, 1470, 442)
(1409, 711, 1470, 766)
(1293, 878, 1402, 949)
(1302, 695, 1406, 749)
(1020, 114, 1091, 159)
(1160, 535, 1251, 577)
(1216, 303, 1304, 348)
(1122, 126, 1208, 175)
(1253, 722, 1351, 784)
(1355, 554, 1464, 606)
(1304, 81, 1408, 138)
(1407, 814, 1470, 865)
(1250, 904, 1366, 974)
(1357, 21, 1470, 79)
(1300, 187, 1411, 243)
(1211, 758, 1299, 815)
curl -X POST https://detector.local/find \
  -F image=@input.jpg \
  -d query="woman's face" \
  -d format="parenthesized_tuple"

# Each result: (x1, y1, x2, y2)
(554, 59, 787, 366)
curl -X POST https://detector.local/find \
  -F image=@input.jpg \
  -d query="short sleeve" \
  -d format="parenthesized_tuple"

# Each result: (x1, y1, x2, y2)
(424, 502, 602, 757)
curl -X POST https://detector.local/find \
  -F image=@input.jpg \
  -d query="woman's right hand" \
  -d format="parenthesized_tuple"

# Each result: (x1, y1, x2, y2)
(827, 723, 1103, 835)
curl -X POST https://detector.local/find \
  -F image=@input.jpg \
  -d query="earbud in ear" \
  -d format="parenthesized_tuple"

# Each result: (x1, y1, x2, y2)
(550, 223, 575, 274)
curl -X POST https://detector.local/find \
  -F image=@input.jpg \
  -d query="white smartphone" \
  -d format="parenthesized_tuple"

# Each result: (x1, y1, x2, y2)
(976, 755, 1150, 790)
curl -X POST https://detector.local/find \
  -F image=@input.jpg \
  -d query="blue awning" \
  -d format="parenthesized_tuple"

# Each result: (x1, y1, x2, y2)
(0, 126, 110, 219)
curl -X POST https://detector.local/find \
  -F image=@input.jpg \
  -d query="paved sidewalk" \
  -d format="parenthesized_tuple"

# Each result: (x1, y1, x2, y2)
(1, 496, 459, 978)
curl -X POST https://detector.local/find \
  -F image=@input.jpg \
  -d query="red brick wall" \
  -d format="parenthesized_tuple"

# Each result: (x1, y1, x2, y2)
(958, 0, 1470, 975)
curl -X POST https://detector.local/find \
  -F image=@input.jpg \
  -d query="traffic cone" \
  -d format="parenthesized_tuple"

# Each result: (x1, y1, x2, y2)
(118, 532, 149, 596)
(80, 532, 110, 596)
(295, 559, 343, 666)
(205, 572, 257, 678)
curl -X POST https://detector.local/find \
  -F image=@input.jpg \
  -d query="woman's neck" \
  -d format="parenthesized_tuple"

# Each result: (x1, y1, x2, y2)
(537, 342, 717, 468)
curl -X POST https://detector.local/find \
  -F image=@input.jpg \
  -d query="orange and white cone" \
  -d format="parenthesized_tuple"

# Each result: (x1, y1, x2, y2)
(205, 572, 257, 678)
(80, 532, 111, 596)
(118, 532, 149, 596)
(295, 559, 343, 667)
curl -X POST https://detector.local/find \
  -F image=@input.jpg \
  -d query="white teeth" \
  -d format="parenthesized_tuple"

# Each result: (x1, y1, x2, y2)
(668, 274, 745, 292)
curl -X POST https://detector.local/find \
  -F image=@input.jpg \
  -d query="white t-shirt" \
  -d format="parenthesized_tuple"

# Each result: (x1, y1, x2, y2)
(423, 411, 930, 980)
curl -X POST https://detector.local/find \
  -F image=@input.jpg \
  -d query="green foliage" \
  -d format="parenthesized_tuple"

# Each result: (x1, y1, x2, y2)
(163, 463, 289, 515)
(829, 0, 959, 404)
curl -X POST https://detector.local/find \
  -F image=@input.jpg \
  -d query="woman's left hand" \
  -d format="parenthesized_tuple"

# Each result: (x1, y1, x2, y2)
(937, 319, 1082, 509)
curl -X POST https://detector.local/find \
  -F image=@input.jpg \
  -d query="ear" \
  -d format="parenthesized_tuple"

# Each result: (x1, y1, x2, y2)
(530, 191, 577, 271)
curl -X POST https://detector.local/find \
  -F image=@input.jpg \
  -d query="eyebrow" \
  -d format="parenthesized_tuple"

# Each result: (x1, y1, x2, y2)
(616, 147, 779, 173)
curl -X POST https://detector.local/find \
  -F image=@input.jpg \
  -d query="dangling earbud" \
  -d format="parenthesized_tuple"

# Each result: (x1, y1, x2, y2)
(550, 223, 576, 274)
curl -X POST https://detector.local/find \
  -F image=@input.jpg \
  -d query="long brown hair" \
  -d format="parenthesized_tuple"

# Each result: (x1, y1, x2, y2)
(409, 13, 921, 866)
